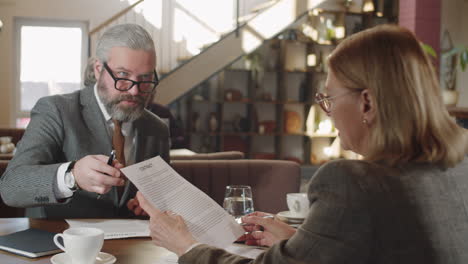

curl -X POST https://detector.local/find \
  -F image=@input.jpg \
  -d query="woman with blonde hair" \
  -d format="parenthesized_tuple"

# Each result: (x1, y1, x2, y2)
(137, 24, 468, 263)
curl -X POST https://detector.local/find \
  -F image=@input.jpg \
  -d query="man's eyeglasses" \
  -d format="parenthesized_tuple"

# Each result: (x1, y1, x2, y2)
(315, 90, 360, 113)
(103, 63, 159, 94)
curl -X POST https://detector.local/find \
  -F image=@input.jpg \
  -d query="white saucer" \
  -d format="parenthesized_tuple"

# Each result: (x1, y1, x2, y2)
(289, 223, 301, 228)
(51, 252, 116, 264)
(277, 211, 306, 221)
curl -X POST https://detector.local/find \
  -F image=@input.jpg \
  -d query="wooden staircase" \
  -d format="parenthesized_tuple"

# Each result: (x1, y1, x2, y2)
(89, 0, 349, 105)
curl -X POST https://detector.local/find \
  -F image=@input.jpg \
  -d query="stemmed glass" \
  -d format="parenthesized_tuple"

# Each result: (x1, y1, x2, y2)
(223, 185, 254, 223)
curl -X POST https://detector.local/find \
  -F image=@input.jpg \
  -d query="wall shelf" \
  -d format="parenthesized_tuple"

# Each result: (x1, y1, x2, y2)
(447, 106, 468, 119)
(180, 10, 394, 165)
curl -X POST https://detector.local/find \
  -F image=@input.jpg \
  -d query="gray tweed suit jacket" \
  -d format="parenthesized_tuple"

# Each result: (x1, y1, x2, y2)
(179, 157, 468, 264)
(0, 86, 170, 218)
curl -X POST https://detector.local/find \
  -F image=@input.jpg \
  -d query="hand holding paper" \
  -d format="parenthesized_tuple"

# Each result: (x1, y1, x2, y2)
(137, 192, 198, 256)
(121, 156, 244, 253)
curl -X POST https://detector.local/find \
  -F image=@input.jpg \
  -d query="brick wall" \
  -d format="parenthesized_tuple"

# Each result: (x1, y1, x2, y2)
(399, 0, 441, 63)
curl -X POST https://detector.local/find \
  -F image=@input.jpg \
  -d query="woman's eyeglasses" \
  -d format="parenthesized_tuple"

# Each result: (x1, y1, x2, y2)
(315, 90, 361, 113)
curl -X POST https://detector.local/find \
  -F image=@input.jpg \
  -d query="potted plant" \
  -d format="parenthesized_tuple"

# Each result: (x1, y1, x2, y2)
(244, 51, 264, 99)
(440, 30, 468, 105)
(422, 34, 468, 106)
(444, 45, 468, 71)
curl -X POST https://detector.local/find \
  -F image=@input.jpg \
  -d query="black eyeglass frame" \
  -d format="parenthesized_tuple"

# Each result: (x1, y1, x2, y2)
(103, 62, 159, 94)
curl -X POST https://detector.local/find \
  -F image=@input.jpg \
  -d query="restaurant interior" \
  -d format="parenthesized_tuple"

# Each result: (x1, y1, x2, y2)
(0, 0, 467, 263)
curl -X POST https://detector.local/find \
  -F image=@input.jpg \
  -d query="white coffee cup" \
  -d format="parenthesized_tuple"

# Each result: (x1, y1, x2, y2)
(286, 193, 310, 218)
(53, 227, 104, 264)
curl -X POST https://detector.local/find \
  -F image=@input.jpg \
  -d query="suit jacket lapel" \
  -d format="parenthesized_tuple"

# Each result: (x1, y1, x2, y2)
(80, 86, 118, 205)
(80, 86, 112, 152)
(133, 117, 148, 162)
(117, 116, 143, 207)
(118, 116, 149, 207)
(133, 112, 169, 162)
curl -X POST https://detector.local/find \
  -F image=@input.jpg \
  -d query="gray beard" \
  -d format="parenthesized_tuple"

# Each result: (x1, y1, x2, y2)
(108, 103, 144, 122)
(97, 81, 149, 122)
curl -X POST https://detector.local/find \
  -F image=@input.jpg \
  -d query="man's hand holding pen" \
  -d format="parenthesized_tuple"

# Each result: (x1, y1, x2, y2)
(71, 151, 125, 195)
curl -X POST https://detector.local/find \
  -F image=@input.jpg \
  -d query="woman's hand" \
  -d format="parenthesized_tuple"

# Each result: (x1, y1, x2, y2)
(136, 192, 198, 256)
(239, 211, 297, 247)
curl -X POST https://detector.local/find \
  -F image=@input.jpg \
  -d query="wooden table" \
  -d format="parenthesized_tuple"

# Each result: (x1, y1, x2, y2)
(0, 218, 175, 264)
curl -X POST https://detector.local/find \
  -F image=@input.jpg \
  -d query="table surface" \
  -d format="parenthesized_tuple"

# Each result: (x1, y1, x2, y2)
(0, 218, 175, 264)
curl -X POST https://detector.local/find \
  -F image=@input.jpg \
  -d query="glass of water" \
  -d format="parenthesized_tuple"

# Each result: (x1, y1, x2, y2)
(223, 185, 254, 223)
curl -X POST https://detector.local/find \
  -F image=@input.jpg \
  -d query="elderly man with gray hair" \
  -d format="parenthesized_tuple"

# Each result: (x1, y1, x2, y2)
(0, 24, 169, 218)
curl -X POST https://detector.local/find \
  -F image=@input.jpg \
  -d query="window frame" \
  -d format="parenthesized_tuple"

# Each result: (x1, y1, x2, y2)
(14, 17, 89, 122)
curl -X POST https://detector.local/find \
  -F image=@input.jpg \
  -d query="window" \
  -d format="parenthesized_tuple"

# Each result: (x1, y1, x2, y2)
(15, 19, 88, 127)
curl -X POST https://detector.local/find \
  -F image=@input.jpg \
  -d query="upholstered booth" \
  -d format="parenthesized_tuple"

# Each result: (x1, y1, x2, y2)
(0, 128, 25, 160)
(0, 128, 25, 146)
(171, 159, 301, 214)
(0, 158, 300, 217)
(170, 151, 245, 160)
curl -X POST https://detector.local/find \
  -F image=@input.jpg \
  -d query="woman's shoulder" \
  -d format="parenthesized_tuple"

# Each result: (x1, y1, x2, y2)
(309, 159, 393, 193)
(315, 159, 385, 177)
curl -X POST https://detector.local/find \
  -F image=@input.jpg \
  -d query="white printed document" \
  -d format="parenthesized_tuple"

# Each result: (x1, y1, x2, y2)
(66, 219, 149, 240)
(121, 156, 245, 248)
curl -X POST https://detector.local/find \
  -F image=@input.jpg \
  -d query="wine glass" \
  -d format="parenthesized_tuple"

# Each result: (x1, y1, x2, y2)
(223, 185, 254, 223)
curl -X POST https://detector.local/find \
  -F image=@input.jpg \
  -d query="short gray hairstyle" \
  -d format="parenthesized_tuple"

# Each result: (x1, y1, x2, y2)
(95, 24, 155, 63)
(83, 57, 97, 87)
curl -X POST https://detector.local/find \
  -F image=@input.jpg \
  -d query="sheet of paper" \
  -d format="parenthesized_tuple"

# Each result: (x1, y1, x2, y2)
(66, 219, 149, 240)
(152, 254, 178, 264)
(121, 156, 244, 248)
(152, 244, 265, 264)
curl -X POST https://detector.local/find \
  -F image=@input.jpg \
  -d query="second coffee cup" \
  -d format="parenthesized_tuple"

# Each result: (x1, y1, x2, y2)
(286, 193, 310, 218)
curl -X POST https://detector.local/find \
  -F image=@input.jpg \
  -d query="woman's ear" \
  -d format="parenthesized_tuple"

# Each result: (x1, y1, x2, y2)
(360, 89, 376, 124)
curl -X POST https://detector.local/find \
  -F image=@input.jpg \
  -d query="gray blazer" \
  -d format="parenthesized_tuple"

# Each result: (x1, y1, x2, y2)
(0, 86, 170, 218)
(180, 157, 468, 264)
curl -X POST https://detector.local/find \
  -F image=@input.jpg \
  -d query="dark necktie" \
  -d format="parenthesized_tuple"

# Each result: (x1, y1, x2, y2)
(112, 120, 126, 199)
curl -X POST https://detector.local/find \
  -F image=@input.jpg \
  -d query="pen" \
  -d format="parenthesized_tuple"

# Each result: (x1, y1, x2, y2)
(97, 150, 115, 199)
(107, 150, 116, 166)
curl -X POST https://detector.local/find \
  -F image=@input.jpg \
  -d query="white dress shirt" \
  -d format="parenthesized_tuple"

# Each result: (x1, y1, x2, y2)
(55, 84, 137, 198)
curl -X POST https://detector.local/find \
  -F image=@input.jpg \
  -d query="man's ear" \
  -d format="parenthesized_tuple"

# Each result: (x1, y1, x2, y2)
(94, 60, 102, 82)
(360, 89, 376, 124)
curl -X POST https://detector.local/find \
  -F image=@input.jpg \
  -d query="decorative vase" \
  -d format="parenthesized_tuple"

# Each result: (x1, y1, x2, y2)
(192, 113, 200, 132)
(209, 113, 218, 132)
